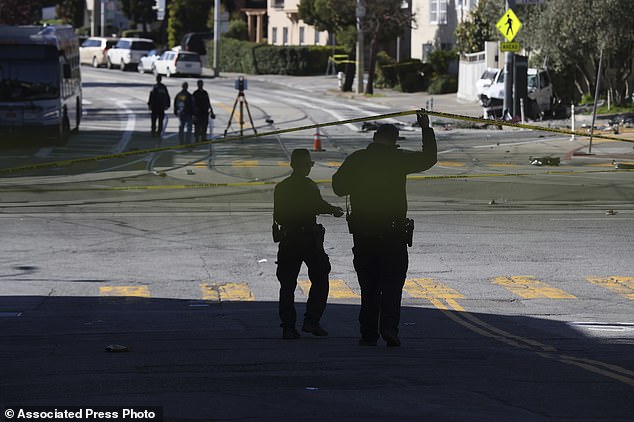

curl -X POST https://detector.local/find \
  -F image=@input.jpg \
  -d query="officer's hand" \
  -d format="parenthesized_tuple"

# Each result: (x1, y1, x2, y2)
(332, 207, 344, 218)
(417, 111, 430, 128)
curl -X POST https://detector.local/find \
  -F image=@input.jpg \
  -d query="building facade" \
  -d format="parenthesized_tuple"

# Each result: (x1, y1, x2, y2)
(267, 0, 329, 46)
(410, 0, 478, 61)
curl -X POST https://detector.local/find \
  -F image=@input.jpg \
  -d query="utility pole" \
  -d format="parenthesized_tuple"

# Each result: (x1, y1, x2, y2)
(100, 0, 105, 37)
(355, 0, 365, 94)
(213, 0, 220, 77)
(502, 0, 515, 119)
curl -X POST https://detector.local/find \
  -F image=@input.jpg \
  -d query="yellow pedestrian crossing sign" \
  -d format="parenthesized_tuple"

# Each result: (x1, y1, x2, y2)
(496, 9, 522, 42)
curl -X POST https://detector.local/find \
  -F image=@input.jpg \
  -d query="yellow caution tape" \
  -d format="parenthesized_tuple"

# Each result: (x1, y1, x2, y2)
(1, 108, 632, 177)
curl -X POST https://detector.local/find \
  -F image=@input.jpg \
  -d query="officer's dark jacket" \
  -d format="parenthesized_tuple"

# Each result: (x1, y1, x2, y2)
(332, 127, 437, 225)
(193, 89, 212, 117)
(148, 83, 170, 112)
(274, 174, 335, 229)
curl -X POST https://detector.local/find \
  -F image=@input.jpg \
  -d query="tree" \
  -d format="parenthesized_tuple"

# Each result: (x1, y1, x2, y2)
(56, 0, 85, 28)
(298, 0, 414, 94)
(0, 0, 42, 24)
(454, 0, 502, 54)
(526, 0, 634, 104)
(119, 0, 156, 33)
(361, 0, 414, 94)
(167, 0, 213, 47)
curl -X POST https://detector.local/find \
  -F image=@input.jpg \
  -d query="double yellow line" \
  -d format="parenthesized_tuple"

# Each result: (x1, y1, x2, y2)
(413, 278, 634, 388)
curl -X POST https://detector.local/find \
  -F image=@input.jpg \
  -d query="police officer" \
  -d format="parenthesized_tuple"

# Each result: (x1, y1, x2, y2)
(274, 149, 344, 340)
(174, 81, 195, 146)
(192, 79, 216, 142)
(332, 111, 437, 347)
(147, 74, 170, 137)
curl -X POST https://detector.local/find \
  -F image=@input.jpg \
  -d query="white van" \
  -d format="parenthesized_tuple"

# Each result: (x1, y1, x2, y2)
(106, 38, 155, 70)
(478, 68, 553, 119)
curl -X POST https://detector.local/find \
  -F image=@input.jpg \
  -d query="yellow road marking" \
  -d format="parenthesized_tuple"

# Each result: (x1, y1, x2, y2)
(200, 282, 255, 302)
(492, 276, 576, 299)
(586, 276, 634, 300)
(326, 161, 342, 168)
(232, 160, 259, 168)
(404, 278, 465, 303)
(278, 161, 290, 167)
(99, 285, 150, 297)
(487, 163, 521, 167)
(438, 161, 465, 167)
(298, 279, 359, 299)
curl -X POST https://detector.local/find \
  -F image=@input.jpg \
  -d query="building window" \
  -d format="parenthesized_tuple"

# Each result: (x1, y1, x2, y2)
(430, 0, 447, 24)
(283, 27, 288, 45)
(314, 30, 320, 45)
(272, 27, 278, 45)
(422, 43, 433, 63)
(273, 0, 284, 8)
(299, 27, 305, 45)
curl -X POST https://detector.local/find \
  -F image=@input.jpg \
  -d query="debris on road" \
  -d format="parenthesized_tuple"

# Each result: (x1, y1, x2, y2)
(529, 156, 560, 166)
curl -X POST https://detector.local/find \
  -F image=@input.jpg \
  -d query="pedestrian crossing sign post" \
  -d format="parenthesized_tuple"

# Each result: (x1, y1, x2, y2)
(496, 8, 522, 42)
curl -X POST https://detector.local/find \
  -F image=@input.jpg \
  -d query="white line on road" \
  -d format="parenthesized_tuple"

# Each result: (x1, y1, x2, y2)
(113, 99, 136, 153)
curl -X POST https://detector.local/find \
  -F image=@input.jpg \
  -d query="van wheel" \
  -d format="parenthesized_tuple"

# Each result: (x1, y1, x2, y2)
(106, 57, 113, 69)
(92, 57, 99, 68)
(120, 59, 127, 71)
(166, 68, 172, 78)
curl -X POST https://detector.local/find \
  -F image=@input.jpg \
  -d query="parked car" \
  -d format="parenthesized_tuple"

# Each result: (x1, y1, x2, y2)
(106, 37, 155, 70)
(153, 50, 202, 77)
(79, 37, 117, 68)
(137, 49, 165, 74)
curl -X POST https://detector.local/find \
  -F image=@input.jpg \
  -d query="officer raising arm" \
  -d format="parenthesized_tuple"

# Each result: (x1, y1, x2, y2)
(332, 110, 437, 347)
(274, 149, 344, 340)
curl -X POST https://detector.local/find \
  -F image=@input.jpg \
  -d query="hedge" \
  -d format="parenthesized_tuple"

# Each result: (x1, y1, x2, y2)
(377, 60, 432, 93)
(206, 38, 340, 75)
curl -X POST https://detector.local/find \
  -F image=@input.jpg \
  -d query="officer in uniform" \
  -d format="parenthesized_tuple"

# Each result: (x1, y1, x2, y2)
(147, 74, 170, 137)
(274, 149, 344, 340)
(332, 111, 437, 347)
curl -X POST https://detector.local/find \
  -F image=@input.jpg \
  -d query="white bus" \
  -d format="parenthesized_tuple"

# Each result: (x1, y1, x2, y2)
(0, 24, 82, 144)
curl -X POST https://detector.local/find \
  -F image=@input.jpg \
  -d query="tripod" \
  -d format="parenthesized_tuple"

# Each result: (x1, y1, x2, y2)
(224, 88, 257, 137)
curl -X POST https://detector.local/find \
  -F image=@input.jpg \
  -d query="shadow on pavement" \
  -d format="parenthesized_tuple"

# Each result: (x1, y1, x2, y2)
(1, 295, 632, 421)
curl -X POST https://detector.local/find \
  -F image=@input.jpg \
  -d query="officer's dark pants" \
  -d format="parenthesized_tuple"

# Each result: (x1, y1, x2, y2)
(151, 109, 165, 135)
(352, 235, 408, 342)
(194, 114, 209, 141)
(276, 232, 331, 329)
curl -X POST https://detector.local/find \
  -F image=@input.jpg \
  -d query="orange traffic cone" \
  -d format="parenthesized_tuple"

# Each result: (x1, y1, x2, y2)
(313, 128, 323, 151)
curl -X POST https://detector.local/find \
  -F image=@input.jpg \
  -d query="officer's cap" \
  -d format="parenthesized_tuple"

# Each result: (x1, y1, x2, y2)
(373, 124, 399, 144)
(290, 148, 314, 168)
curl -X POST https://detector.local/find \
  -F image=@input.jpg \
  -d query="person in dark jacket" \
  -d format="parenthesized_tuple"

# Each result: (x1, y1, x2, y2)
(192, 79, 216, 142)
(332, 111, 437, 347)
(274, 148, 344, 340)
(174, 81, 195, 146)
(147, 75, 170, 137)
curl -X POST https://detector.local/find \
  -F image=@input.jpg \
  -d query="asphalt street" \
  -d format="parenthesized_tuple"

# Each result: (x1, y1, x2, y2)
(1, 68, 634, 421)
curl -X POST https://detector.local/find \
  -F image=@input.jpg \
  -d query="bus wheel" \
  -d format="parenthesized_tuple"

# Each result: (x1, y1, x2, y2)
(55, 115, 71, 146)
